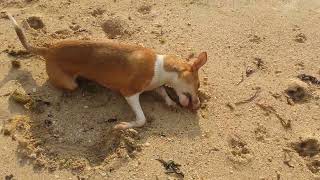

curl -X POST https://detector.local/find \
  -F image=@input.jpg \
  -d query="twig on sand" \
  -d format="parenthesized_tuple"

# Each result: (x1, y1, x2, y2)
(256, 102, 291, 129)
(156, 158, 184, 178)
(235, 88, 261, 105)
(0, 92, 11, 97)
(236, 73, 245, 86)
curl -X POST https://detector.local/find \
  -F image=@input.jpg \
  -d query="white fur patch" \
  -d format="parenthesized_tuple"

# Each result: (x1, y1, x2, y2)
(145, 54, 178, 91)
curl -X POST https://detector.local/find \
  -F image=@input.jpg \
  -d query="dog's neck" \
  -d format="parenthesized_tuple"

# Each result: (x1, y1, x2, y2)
(147, 54, 178, 90)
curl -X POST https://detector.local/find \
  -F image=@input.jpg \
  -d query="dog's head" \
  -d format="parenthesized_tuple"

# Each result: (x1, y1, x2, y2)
(165, 52, 207, 110)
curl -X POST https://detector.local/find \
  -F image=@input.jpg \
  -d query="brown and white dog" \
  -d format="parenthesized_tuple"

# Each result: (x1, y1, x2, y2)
(7, 13, 207, 130)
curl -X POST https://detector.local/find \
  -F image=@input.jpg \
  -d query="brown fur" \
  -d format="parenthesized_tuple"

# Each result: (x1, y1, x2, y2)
(42, 40, 156, 96)
(164, 55, 200, 92)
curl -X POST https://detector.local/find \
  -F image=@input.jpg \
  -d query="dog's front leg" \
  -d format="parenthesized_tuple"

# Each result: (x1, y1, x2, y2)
(114, 93, 146, 130)
(155, 86, 177, 107)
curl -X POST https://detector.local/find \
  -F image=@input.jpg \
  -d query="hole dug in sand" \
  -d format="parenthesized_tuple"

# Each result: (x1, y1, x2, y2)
(25, 16, 45, 30)
(101, 18, 132, 39)
(292, 138, 320, 158)
(291, 138, 320, 174)
(285, 79, 311, 104)
(2, 113, 142, 173)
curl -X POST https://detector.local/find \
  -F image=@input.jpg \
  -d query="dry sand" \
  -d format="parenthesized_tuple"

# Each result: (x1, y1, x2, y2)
(1, 0, 320, 179)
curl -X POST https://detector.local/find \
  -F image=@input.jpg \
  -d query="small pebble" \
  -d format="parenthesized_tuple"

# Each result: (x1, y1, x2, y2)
(84, 105, 89, 109)
(30, 153, 37, 159)
(99, 171, 107, 176)
(127, 128, 138, 136)
(32, 88, 37, 93)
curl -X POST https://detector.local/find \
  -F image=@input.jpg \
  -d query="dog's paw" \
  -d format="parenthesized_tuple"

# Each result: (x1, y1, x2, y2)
(113, 122, 131, 130)
(165, 98, 177, 107)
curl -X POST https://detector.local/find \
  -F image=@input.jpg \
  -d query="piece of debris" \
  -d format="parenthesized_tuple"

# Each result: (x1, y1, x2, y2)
(0, 92, 11, 97)
(44, 119, 53, 128)
(236, 73, 245, 86)
(26, 16, 45, 29)
(292, 25, 301, 31)
(285, 79, 311, 103)
(51, 29, 73, 39)
(91, 8, 106, 17)
(137, 5, 152, 14)
(246, 66, 255, 77)
(294, 33, 307, 43)
(283, 148, 294, 168)
(3, 129, 11, 136)
(10, 90, 50, 113)
(226, 102, 235, 110)
(106, 118, 117, 123)
(11, 60, 21, 68)
(10, 90, 31, 104)
(156, 158, 184, 177)
(5, 174, 14, 180)
(0, 11, 8, 19)
(297, 74, 320, 85)
(159, 38, 166, 44)
(2, 115, 30, 137)
(291, 138, 320, 157)
(249, 35, 262, 43)
(276, 171, 281, 180)
(235, 88, 261, 105)
(254, 57, 265, 69)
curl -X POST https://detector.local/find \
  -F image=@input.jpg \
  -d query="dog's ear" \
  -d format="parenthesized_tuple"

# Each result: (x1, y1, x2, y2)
(189, 52, 207, 71)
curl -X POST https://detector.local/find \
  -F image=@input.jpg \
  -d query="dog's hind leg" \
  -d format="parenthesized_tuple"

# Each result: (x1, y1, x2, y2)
(46, 61, 78, 91)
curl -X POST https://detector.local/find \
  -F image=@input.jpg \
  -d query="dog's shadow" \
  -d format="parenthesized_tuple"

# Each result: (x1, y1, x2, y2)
(3, 68, 201, 172)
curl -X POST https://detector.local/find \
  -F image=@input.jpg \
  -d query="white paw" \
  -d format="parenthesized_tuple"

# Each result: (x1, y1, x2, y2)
(113, 122, 132, 130)
(165, 98, 177, 107)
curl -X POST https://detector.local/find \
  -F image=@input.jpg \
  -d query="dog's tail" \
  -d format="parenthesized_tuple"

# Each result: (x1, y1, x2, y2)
(7, 13, 48, 56)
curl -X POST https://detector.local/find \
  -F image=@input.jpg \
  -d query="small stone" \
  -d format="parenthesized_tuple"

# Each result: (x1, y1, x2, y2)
(166, 138, 173, 142)
(294, 33, 307, 43)
(32, 88, 37, 93)
(84, 105, 89, 109)
(11, 60, 21, 68)
(99, 171, 107, 176)
(29, 153, 37, 159)
(3, 129, 11, 136)
(5, 174, 14, 180)
(143, 142, 151, 147)
(159, 38, 166, 44)
(0, 11, 8, 19)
